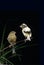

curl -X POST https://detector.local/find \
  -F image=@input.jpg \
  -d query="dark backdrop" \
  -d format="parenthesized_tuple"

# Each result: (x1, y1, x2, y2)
(0, 11, 40, 65)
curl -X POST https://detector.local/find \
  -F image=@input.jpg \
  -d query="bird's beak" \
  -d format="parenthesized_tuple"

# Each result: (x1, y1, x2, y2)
(20, 25, 22, 28)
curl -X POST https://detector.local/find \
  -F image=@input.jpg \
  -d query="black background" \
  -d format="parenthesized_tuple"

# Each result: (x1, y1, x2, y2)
(0, 11, 40, 65)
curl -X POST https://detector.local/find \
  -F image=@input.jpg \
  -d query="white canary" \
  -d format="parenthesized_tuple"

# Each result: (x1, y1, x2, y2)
(20, 23, 32, 42)
(7, 31, 17, 54)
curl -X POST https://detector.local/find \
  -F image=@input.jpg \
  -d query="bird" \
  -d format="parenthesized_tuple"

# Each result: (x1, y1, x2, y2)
(7, 31, 17, 54)
(20, 23, 32, 42)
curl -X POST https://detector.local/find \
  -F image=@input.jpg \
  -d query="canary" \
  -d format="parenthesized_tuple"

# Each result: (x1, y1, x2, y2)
(7, 31, 17, 54)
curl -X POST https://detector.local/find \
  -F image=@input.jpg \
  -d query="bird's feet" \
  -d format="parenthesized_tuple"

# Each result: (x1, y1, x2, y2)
(24, 38, 31, 43)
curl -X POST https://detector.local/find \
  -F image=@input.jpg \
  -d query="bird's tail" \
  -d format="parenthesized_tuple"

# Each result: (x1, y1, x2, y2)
(12, 46, 16, 54)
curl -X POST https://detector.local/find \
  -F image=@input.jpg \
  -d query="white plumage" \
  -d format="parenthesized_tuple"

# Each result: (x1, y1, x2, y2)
(20, 23, 32, 42)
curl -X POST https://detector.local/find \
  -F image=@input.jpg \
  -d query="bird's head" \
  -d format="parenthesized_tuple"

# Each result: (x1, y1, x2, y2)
(20, 23, 27, 29)
(9, 31, 16, 35)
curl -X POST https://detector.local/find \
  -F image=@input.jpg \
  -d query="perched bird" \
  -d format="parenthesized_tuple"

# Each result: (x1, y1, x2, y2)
(20, 23, 32, 42)
(7, 31, 17, 54)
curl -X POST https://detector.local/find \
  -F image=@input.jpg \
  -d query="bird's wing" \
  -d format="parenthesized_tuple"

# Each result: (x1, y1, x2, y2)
(23, 27, 31, 32)
(22, 27, 32, 37)
(24, 31, 31, 34)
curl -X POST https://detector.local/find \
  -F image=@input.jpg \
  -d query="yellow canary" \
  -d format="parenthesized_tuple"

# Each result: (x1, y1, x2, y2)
(7, 31, 17, 54)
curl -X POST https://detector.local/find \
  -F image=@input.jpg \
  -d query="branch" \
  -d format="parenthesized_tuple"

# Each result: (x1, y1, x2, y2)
(0, 39, 25, 52)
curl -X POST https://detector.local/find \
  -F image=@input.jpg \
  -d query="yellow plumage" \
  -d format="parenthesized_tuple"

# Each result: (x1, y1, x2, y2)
(7, 31, 17, 45)
(7, 31, 17, 54)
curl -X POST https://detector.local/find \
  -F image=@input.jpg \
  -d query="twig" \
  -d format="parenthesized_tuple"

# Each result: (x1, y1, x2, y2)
(0, 39, 39, 53)
(1, 57, 14, 65)
(1, 24, 6, 49)
(0, 39, 25, 52)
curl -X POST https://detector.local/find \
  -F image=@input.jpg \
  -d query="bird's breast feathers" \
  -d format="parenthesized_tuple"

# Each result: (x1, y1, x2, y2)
(22, 27, 31, 31)
(7, 33, 17, 44)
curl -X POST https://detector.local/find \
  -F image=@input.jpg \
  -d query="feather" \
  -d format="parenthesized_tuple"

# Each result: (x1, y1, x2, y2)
(20, 23, 32, 41)
(7, 31, 17, 54)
